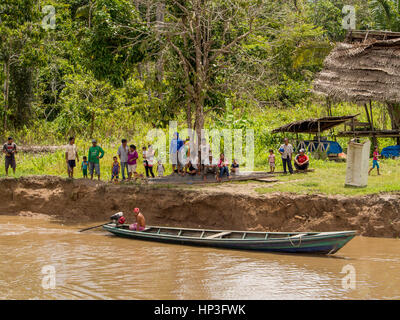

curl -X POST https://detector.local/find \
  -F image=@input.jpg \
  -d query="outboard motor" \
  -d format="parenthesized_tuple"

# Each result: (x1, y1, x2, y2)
(110, 212, 125, 227)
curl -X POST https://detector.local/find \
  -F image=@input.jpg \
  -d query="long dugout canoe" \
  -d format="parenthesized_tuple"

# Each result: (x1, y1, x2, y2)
(103, 224, 356, 255)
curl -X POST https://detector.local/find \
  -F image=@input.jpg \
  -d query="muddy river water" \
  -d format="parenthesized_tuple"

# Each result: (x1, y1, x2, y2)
(1, 215, 400, 300)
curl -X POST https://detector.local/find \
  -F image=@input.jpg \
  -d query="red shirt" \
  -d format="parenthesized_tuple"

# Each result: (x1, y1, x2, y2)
(296, 154, 309, 164)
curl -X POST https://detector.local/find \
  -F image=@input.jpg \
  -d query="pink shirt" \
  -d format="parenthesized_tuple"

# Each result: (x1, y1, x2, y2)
(268, 154, 275, 164)
(128, 150, 138, 165)
(373, 151, 379, 161)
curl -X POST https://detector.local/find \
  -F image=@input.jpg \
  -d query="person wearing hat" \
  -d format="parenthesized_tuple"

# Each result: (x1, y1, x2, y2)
(88, 139, 105, 180)
(3, 137, 17, 176)
(294, 149, 309, 171)
(279, 138, 294, 174)
(129, 208, 146, 231)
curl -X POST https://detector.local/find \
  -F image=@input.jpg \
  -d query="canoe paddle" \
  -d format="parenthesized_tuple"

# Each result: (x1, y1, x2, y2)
(79, 223, 110, 233)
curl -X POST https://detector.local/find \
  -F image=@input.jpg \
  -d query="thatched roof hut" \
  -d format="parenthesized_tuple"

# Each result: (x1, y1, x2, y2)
(272, 115, 357, 134)
(313, 30, 400, 104)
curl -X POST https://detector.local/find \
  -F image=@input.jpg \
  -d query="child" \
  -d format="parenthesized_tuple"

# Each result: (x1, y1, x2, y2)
(146, 145, 155, 178)
(111, 156, 120, 183)
(128, 145, 138, 181)
(81, 156, 88, 178)
(142, 146, 149, 177)
(268, 149, 276, 173)
(157, 160, 165, 177)
(182, 161, 197, 176)
(368, 146, 381, 176)
(231, 159, 239, 175)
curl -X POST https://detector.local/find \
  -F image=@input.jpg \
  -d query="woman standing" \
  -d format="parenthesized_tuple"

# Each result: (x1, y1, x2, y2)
(146, 145, 155, 178)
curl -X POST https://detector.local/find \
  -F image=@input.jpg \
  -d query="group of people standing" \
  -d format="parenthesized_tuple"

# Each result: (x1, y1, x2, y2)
(267, 138, 310, 174)
(66, 138, 105, 180)
(117, 139, 165, 181)
(65, 138, 166, 182)
(3, 135, 309, 179)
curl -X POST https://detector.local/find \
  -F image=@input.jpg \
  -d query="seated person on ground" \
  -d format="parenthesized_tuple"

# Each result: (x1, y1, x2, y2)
(294, 149, 309, 171)
(203, 155, 217, 181)
(129, 207, 146, 231)
(182, 160, 197, 176)
(231, 159, 239, 174)
(217, 153, 231, 182)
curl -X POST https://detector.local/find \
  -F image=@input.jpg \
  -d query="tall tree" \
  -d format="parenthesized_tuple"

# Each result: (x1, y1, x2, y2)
(0, 0, 44, 133)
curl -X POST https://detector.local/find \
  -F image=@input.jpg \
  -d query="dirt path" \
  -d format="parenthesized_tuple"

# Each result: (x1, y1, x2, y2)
(1, 175, 400, 238)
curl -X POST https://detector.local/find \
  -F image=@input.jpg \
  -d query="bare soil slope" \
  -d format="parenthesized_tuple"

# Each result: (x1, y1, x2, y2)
(1, 176, 400, 237)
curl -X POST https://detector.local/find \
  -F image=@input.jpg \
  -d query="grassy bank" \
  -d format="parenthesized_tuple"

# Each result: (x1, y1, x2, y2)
(254, 158, 400, 196)
(1, 104, 399, 194)
(1, 148, 399, 196)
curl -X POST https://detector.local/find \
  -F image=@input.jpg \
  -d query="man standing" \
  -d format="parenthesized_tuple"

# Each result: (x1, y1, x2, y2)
(279, 138, 294, 174)
(66, 137, 79, 178)
(3, 137, 17, 176)
(170, 132, 184, 174)
(88, 139, 105, 180)
(118, 139, 129, 181)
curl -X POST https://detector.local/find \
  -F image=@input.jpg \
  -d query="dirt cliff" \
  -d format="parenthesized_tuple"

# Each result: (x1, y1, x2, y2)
(1, 176, 400, 237)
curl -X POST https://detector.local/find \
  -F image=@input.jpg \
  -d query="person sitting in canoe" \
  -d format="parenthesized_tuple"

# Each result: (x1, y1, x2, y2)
(129, 208, 146, 231)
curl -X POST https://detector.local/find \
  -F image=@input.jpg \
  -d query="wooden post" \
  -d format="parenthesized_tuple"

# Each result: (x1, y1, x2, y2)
(364, 103, 372, 129)
(369, 101, 378, 147)
(317, 121, 322, 152)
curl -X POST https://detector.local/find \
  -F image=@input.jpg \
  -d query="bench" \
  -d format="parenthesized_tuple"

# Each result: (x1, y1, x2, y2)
(205, 231, 231, 239)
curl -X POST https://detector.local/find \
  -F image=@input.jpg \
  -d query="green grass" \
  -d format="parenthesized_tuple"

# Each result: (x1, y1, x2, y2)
(2, 148, 398, 197)
(1, 104, 400, 195)
(255, 159, 400, 196)
(0, 145, 175, 181)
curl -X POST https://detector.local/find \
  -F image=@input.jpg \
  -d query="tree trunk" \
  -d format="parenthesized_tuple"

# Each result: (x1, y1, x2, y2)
(186, 104, 192, 129)
(3, 61, 10, 133)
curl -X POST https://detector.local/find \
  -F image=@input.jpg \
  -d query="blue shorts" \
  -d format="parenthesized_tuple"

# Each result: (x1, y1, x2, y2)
(372, 160, 379, 169)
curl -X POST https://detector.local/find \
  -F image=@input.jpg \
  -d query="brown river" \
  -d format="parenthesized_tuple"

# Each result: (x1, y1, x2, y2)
(1, 215, 400, 300)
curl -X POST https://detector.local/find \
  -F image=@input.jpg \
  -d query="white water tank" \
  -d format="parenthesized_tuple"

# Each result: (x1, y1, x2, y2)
(345, 139, 371, 187)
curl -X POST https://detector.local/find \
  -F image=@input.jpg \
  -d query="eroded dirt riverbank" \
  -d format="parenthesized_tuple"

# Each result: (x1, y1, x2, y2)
(1, 176, 400, 238)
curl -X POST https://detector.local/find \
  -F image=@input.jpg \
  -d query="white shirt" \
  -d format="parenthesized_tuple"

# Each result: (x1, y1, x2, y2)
(118, 145, 129, 163)
(66, 144, 77, 161)
(146, 149, 155, 166)
(280, 144, 293, 159)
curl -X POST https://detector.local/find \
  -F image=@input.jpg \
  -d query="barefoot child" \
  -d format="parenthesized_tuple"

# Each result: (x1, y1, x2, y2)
(81, 156, 88, 178)
(111, 156, 120, 183)
(268, 149, 275, 173)
(368, 146, 381, 175)
(157, 160, 165, 177)
(231, 159, 239, 175)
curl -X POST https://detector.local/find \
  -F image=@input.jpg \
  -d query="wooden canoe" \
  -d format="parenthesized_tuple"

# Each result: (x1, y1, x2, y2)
(103, 224, 356, 255)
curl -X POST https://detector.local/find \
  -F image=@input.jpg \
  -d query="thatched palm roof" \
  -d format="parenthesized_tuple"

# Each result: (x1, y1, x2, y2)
(272, 115, 358, 134)
(313, 31, 400, 104)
